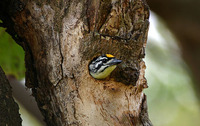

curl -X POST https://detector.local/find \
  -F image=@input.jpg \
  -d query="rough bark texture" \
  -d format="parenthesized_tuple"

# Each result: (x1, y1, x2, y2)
(0, 0, 152, 125)
(148, 0, 200, 99)
(0, 67, 22, 126)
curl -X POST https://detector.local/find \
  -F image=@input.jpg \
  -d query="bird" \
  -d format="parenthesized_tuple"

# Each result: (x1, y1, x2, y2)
(89, 54, 122, 79)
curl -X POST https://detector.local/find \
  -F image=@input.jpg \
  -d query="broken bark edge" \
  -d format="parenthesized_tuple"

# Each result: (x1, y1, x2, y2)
(140, 94, 153, 126)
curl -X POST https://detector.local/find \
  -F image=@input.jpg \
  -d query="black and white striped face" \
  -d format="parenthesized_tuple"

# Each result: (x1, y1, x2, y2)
(89, 55, 122, 73)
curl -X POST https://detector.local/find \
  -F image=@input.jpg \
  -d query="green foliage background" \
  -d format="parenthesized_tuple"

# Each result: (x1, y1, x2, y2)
(144, 13, 200, 126)
(0, 27, 25, 79)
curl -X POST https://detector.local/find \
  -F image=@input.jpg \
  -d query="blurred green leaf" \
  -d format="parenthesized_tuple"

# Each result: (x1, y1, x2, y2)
(0, 27, 25, 79)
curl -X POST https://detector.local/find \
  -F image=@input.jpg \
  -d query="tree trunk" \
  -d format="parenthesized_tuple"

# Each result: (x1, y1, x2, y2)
(0, 0, 152, 125)
(0, 67, 22, 126)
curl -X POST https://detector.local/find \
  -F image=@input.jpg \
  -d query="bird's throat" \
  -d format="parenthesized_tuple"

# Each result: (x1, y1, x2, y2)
(90, 65, 117, 79)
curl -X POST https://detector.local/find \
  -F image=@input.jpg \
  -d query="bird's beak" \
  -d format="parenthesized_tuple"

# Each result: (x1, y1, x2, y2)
(108, 58, 122, 66)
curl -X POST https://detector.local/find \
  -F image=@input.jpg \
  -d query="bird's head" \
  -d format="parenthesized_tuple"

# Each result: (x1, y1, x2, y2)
(89, 54, 122, 79)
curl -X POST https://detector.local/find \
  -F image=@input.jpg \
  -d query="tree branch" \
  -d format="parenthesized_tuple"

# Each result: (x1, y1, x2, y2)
(0, 67, 22, 126)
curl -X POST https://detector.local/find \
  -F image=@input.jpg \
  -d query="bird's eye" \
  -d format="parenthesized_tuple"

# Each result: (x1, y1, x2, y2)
(102, 59, 107, 62)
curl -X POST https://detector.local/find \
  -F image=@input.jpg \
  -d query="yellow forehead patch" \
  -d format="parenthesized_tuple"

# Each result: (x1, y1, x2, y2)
(106, 54, 115, 58)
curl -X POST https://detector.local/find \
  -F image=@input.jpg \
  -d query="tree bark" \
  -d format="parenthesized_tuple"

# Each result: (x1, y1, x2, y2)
(0, 0, 152, 125)
(0, 67, 22, 126)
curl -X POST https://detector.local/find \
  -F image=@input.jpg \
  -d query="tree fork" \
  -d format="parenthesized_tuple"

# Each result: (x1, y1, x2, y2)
(0, 0, 152, 125)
